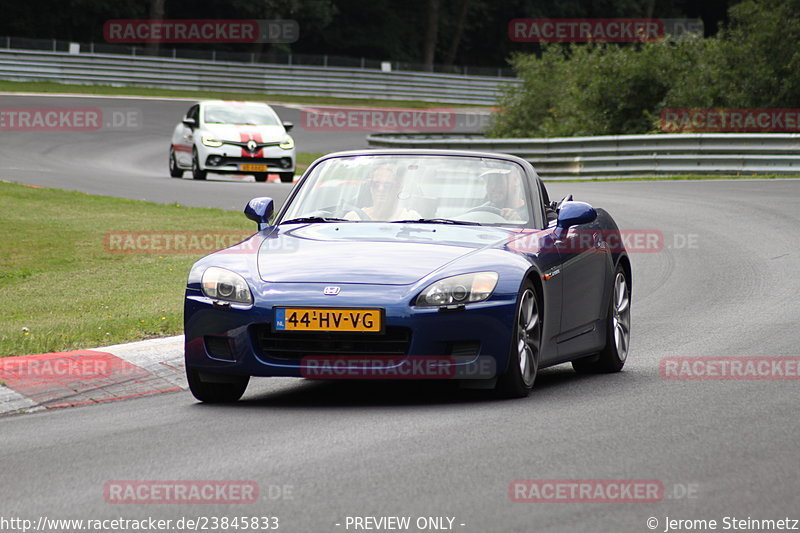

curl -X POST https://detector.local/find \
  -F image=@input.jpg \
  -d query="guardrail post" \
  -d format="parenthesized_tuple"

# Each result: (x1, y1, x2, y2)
(52, 39, 56, 52)
(324, 55, 328, 67)
(173, 48, 177, 59)
(361, 57, 365, 68)
(90, 42, 94, 54)
(288, 53, 292, 65)
(212, 50, 216, 61)
(5, 36, 10, 49)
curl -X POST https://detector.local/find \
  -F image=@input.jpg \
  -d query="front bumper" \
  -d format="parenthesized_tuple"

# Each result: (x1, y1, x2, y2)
(184, 282, 517, 380)
(198, 144, 295, 173)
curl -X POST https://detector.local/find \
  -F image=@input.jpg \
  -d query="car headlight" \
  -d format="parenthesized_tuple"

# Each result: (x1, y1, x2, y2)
(415, 272, 498, 307)
(201, 267, 253, 305)
(279, 136, 294, 150)
(201, 135, 223, 147)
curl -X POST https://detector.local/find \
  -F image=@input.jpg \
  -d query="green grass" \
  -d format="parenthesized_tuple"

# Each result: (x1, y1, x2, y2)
(545, 174, 800, 182)
(296, 152, 325, 172)
(0, 80, 488, 109)
(0, 180, 253, 357)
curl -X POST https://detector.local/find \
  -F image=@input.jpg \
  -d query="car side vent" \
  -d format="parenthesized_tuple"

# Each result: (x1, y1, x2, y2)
(449, 341, 480, 357)
(205, 336, 235, 361)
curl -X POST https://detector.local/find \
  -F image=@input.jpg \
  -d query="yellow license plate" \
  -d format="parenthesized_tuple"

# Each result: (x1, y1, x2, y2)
(240, 164, 268, 172)
(274, 308, 382, 332)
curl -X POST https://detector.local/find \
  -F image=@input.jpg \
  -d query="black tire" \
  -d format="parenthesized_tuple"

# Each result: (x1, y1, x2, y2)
(572, 263, 631, 374)
(169, 148, 183, 178)
(495, 279, 541, 398)
(278, 171, 295, 183)
(254, 173, 269, 182)
(191, 148, 207, 180)
(186, 368, 249, 403)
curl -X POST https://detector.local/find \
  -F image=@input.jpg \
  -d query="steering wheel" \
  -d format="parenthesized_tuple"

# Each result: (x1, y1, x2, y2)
(340, 203, 370, 220)
(555, 194, 573, 211)
(305, 208, 335, 218)
(466, 205, 503, 215)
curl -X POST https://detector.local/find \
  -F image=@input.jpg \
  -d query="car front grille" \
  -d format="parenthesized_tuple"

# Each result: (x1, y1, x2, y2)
(253, 325, 411, 360)
(223, 140, 281, 153)
(206, 156, 293, 168)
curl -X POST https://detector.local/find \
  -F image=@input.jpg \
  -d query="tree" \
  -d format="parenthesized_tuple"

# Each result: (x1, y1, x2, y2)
(489, 0, 800, 137)
(422, 0, 440, 71)
(146, 0, 165, 56)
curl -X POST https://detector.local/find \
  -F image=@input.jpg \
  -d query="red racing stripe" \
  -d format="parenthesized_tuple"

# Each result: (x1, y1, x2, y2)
(239, 130, 264, 158)
(172, 144, 192, 153)
(239, 131, 250, 158)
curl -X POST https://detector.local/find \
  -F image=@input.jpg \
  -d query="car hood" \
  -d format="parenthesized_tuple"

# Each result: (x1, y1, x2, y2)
(258, 223, 520, 285)
(203, 124, 286, 142)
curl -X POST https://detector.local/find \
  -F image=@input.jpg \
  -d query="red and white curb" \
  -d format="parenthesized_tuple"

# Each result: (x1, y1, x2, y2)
(0, 335, 185, 416)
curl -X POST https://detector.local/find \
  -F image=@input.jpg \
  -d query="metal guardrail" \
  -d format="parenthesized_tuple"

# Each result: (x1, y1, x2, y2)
(1, 35, 517, 78)
(0, 49, 519, 105)
(367, 132, 800, 178)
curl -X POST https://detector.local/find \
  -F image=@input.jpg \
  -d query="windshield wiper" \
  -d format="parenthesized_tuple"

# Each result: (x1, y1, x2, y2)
(391, 218, 481, 226)
(280, 216, 349, 225)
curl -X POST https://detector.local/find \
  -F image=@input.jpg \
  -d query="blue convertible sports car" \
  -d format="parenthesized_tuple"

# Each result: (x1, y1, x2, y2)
(184, 149, 631, 401)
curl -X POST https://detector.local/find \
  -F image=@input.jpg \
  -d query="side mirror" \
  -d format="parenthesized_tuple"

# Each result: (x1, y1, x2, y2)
(182, 117, 196, 128)
(282, 121, 294, 132)
(244, 197, 274, 230)
(555, 201, 596, 239)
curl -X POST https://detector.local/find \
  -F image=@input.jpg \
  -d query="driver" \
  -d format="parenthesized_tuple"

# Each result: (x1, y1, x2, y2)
(479, 169, 528, 221)
(344, 164, 421, 221)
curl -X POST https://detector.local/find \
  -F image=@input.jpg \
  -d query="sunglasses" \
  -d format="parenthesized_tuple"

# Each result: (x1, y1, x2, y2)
(370, 180, 399, 190)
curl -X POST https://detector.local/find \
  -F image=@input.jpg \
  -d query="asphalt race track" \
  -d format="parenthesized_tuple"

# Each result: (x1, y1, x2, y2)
(0, 94, 487, 210)
(1, 94, 799, 532)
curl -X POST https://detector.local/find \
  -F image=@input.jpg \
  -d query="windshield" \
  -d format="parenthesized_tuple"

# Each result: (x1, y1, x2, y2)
(280, 155, 534, 225)
(203, 104, 280, 126)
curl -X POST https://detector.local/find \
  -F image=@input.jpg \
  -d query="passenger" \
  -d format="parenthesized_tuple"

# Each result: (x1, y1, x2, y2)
(480, 169, 528, 221)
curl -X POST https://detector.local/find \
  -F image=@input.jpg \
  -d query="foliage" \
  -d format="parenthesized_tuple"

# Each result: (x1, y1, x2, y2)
(490, 0, 800, 137)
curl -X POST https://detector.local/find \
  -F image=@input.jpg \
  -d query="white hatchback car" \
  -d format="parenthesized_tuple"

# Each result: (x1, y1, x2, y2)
(170, 100, 296, 183)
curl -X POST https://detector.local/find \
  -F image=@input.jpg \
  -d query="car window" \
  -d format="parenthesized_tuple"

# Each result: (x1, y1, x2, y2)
(187, 105, 199, 122)
(281, 155, 537, 226)
(203, 104, 280, 126)
(538, 179, 558, 225)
